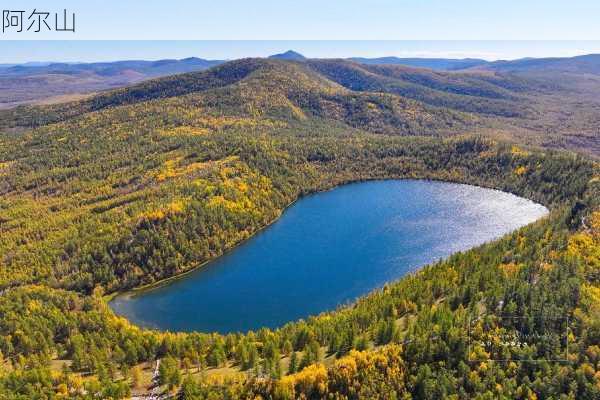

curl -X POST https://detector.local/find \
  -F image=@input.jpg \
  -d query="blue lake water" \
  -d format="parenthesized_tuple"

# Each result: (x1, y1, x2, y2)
(110, 180, 548, 334)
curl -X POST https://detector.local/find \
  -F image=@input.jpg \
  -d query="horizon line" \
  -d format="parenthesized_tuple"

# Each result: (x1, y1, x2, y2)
(2, 51, 600, 66)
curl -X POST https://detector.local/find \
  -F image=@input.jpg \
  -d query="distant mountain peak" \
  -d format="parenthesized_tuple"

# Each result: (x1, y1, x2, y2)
(268, 50, 306, 61)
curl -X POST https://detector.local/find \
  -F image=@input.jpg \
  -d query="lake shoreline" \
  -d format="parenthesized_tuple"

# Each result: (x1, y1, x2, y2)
(108, 179, 548, 333)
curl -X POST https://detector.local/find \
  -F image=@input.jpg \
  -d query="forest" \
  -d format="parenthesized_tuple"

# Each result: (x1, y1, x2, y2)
(0, 58, 598, 399)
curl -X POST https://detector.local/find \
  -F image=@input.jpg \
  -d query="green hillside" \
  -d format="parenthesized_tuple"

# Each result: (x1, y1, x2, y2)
(0, 57, 224, 109)
(477, 54, 600, 75)
(306, 59, 533, 117)
(1, 58, 473, 136)
(0, 58, 598, 399)
(5, 57, 599, 157)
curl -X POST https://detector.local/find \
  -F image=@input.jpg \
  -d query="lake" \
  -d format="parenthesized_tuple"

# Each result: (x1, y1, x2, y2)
(110, 180, 548, 333)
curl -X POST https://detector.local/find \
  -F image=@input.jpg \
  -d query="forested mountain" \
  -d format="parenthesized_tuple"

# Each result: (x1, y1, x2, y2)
(349, 56, 488, 70)
(4, 56, 600, 156)
(476, 53, 600, 75)
(0, 57, 599, 399)
(306, 59, 536, 117)
(1, 58, 224, 77)
(0, 57, 224, 109)
(269, 50, 307, 61)
(3, 53, 600, 157)
(0, 58, 477, 137)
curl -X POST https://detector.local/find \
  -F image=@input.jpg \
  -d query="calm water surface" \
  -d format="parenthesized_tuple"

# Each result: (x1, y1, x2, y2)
(110, 180, 547, 333)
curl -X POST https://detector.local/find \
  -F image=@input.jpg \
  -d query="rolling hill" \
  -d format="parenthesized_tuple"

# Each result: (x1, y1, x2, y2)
(269, 50, 307, 61)
(349, 56, 489, 70)
(0, 57, 224, 109)
(475, 53, 600, 75)
(306, 59, 535, 117)
(4, 56, 599, 156)
(3, 53, 600, 158)
(0, 58, 475, 136)
(350, 53, 600, 75)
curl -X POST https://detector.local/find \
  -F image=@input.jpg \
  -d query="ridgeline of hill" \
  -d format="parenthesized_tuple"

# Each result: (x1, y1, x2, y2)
(0, 57, 224, 109)
(349, 56, 488, 70)
(4, 55, 600, 156)
(475, 54, 600, 75)
(0, 57, 599, 399)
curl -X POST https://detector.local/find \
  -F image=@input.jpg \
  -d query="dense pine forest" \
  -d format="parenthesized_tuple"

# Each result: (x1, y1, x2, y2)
(0, 58, 599, 399)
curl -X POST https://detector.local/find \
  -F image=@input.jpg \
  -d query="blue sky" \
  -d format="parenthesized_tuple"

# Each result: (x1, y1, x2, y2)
(1, 0, 599, 40)
(1, 1, 600, 62)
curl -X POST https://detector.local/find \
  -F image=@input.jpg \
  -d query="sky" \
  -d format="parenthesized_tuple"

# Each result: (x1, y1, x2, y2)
(1, 0, 600, 63)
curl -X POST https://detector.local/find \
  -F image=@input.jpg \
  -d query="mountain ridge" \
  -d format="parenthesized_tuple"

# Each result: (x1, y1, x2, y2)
(3, 52, 600, 110)
(268, 50, 307, 61)
(349, 56, 489, 70)
(471, 53, 600, 74)
(0, 57, 226, 109)
(3, 55, 600, 156)
(1, 58, 473, 137)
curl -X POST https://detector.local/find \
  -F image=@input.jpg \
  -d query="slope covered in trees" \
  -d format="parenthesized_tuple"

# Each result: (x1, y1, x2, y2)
(306, 59, 536, 117)
(349, 56, 488, 71)
(5, 56, 599, 157)
(0, 58, 598, 399)
(0, 57, 225, 109)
